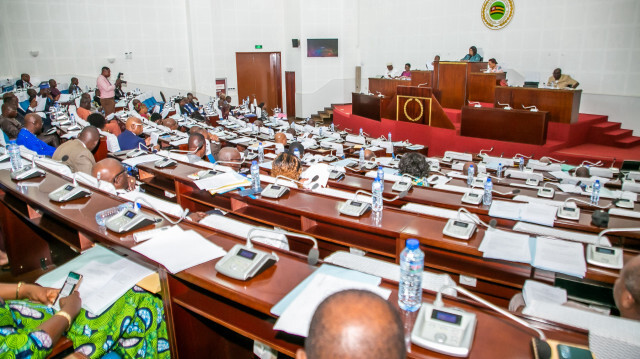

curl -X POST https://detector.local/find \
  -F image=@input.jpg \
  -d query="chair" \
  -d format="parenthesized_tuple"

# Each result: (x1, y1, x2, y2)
(160, 91, 167, 103)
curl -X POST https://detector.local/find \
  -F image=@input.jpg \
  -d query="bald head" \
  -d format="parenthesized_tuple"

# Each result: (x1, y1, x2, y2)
(254, 120, 263, 128)
(92, 158, 127, 189)
(363, 149, 375, 161)
(125, 117, 143, 135)
(299, 290, 405, 359)
(462, 161, 475, 175)
(78, 126, 100, 151)
(24, 113, 43, 134)
(614, 255, 640, 320)
(274, 132, 287, 146)
(163, 118, 178, 131)
(1, 103, 17, 118)
(218, 147, 242, 171)
(188, 133, 206, 158)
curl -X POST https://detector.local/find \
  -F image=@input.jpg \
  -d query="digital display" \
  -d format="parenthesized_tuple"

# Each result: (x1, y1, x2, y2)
(271, 185, 281, 190)
(237, 249, 257, 260)
(453, 221, 469, 228)
(596, 247, 615, 255)
(563, 207, 576, 212)
(432, 309, 462, 325)
(469, 193, 479, 198)
(543, 188, 552, 192)
(64, 185, 74, 191)
(124, 211, 136, 219)
(351, 201, 362, 207)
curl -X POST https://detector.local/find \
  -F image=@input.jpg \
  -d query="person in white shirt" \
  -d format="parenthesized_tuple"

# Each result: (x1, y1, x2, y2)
(384, 63, 399, 79)
(487, 58, 503, 73)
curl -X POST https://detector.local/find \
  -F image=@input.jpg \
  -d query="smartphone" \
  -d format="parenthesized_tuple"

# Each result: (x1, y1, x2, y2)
(53, 272, 82, 311)
(557, 344, 594, 359)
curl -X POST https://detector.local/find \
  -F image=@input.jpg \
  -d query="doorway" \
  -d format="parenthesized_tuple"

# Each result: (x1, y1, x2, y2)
(235, 52, 282, 112)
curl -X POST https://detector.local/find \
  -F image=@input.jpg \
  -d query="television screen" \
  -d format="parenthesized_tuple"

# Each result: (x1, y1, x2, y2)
(307, 39, 338, 57)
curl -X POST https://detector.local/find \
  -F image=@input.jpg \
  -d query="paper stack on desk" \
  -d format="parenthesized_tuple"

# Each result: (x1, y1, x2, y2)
(489, 200, 557, 227)
(132, 225, 226, 274)
(193, 172, 251, 193)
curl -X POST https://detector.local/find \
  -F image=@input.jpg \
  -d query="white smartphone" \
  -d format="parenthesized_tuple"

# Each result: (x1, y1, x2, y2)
(53, 271, 82, 311)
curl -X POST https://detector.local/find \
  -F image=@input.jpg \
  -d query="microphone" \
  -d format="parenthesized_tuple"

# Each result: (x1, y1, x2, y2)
(352, 188, 408, 203)
(522, 104, 538, 112)
(580, 160, 603, 167)
(468, 100, 481, 108)
(478, 147, 493, 157)
(274, 175, 321, 190)
(497, 102, 512, 110)
(133, 196, 189, 225)
(513, 153, 533, 160)
(376, 91, 383, 97)
(417, 82, 429, 87)
(455, 207, 497, 229)
(586, 227, 640, 269)
(492, 188, 520, 196)
(246, 228, 320, 266)
(558, 197, 611, 220)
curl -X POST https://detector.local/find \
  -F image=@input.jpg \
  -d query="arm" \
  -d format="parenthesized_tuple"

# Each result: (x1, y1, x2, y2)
(1, 120, 21, 139)
(75, 153, 96, 175)
(97, 76, 115, 93)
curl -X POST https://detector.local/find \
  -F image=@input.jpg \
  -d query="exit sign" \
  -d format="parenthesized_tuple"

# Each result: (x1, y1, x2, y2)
(255, 45, 263, 49)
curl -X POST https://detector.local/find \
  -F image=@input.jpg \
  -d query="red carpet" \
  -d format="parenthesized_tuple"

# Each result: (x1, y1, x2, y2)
(333, 105, 640, 165)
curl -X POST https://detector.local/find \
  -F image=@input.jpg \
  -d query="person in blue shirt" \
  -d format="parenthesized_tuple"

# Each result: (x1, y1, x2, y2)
(117, 117, 153, 151)
(461, 46, 483, 62)
(180, 97, 197, 116)
(16, 113, 56, 157)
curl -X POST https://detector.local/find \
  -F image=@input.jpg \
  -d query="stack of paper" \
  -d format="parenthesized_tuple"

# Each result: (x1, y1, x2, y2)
(532, 236, 586, 278)
(122, 154, 162, 167)
(478, 230, 532, 264)
(489, 200, 557, 227)
(133, 226, 227, 274)
(193, 172, 251, 194)
(36, 245, 155, 315)
(522, 280, 567, 306)
(273, 271, 390, 337)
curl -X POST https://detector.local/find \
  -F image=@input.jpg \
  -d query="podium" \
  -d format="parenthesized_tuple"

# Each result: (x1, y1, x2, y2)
(352, 93, 382, 121)
(396, 86, 455, 129)
(461, 106, 549, 145)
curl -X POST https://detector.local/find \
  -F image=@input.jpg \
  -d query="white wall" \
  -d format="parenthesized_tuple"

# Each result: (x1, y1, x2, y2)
(1, 0, 639, 131)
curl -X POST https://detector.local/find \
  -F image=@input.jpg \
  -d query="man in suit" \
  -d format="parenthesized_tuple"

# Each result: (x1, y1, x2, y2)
(547, 68, 579, 89)
(296, 289, 406, 359)
(15, 73, 33, 89)
(68, 77, 81, 95)
(52, 126, 100, 174)
(118, 117, 152, 151)
(92, 158, 136, 191)
(0, 103, 23, 140)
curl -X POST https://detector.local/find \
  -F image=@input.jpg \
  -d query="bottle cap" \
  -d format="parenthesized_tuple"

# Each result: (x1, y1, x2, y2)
(252, 160, 257, 165)
(486, 177, 491, 183)
(406, 238, 419, 250)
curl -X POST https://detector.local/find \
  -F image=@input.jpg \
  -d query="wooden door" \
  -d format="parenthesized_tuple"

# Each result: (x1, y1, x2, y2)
(236, 52, 282, 111)
(285, 71, 295, 118)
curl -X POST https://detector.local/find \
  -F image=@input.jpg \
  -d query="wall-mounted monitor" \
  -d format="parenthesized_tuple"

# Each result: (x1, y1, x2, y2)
(307, 39, 338, 57)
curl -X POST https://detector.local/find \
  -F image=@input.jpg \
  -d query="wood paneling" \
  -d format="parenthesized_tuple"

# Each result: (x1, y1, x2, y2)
(495, 87, 582, 124)
(236, 52, 282, 110)
(352, 93, 381, 121)
(461, 106, 549, 145)
(285, 71, 295, 118)
(436, 62, 468, 108)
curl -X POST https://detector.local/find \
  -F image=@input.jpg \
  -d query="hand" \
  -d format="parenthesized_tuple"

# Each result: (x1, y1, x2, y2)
(115, 79, 122, 86)
(30, 98, 37, 108)
(209, 134, 219, 142)
(59, 291, 82, 318)
(24, 284, 58, 305)
(126, 175, 137, 191)
(145, 137, 152, 146)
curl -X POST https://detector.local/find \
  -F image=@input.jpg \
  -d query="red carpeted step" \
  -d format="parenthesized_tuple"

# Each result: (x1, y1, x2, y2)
(591, 122, 621, 131)
(603, 129, 633, 141)
(443, 109, 462, 124)
(615, 136, 640, 148)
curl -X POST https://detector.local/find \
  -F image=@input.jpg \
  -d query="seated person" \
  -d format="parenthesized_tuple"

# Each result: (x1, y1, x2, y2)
(217, 92, 226, 109)
(36, 83, 54, 122)
(257, 102, 269, 122)
(400, 63, 412, 78)
(68, 77, 80, 95)
(272, 152, 302, 181)
(92, 89, 101, 107)
(52, 126, 100, 174)
(398, 152, 430, 184)
(286, 127, 297, 138)
(92, 158, 137, 191)
(180, 97, 198, 116)
(15, 73, 33, 89)
(190, 127, 220, 161)
(187, 133, 207, 163)
(134, 101, 150, 119)
(487, 58, 503, 73)
(0, 281, 170, 358)
(461, 46, 483, 62)
(429, 55, 440, 70)
(16, 114, 56, 157)
(118, 117, 153, 151)
(574, 166, 590, 178)
(0, 103, 23, 140)
(187, 92, 199, 106)
(150, 112, 162, 124)
(547, 68, 579, 89)
(296, 289, 405, 359)
(614, 254, 640, 320)
(274, 132, 287, 153)
(217, 147, 243, 172)
(76, 93, 93, 121)
(288, 141, 305, 158)
(225, 96, 234, 110)
(2, 93, 24, 124)
(48, 79, 61, 102)
(363, 149, 376, 161)
(384, 63, 399, 78)
(162, 118, 178, 131)
(87, 113, 120, 136)
(114, 80, 125, 101)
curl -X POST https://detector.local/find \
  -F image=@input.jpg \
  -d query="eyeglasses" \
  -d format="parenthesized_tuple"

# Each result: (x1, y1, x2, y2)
(112, 168, 127, 185)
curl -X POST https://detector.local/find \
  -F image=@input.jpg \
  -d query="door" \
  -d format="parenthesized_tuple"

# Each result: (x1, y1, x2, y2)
(285, 71, 295, 118)
(236, 52, 282, 112)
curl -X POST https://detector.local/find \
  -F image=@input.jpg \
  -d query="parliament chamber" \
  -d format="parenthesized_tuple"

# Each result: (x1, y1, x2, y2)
(1, 0, 640, 358)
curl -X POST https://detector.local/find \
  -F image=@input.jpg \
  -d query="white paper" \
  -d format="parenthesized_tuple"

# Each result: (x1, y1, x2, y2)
(133, 226, 226, 274)
(532, 236, 586, 278)
(479, 230, 532, 264)
(522, 280, 567, 306)
(122, 154, 162, 167)
(193, 171, 251, 192)
(512, 221, 610, 246)
(273, 272, 391, 337)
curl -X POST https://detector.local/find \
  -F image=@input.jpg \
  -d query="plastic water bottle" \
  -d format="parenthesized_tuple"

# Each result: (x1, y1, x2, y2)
(359, 128, 363, 136)
(258, 142, 264, 163)
(330, 123, 335, 132)
(519, 157, 524, 171)
(319, 127, 323, 137)
(293, 148, 300, 159)
(359, 148, 365, 166)
(70, 113, 76, 126)
(483, 177, 493, 205)
(95, 202, 137, 227)
(8, 141, 23, 172)
(377, 166, 385, 182)
(388, 132, 392, 142)
(591, 180, 601, 205)
(372, 177, 383, 213)
(252, 122, 256, 133)
(398, 238, 424, 312)
(497, 162, 503, 178)
(251, 160, 261, 193)
(467, 164, 474, 187)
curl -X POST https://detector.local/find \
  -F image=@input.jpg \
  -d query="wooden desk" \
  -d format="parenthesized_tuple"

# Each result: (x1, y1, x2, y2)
(467, 72, 506, 104)
(352, 92, 382, 121)
(368, 78, 409, 119)
(495, 87, 582, 124)
(460, 106, 550, 145)
(433, 62, 487, 108)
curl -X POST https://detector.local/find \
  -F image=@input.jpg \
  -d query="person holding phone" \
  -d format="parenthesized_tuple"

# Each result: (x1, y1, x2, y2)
(0, 281, 170, 358)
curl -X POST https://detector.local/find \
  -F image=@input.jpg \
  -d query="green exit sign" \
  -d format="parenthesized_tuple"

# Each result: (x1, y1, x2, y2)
(255, 45, 263, 49)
